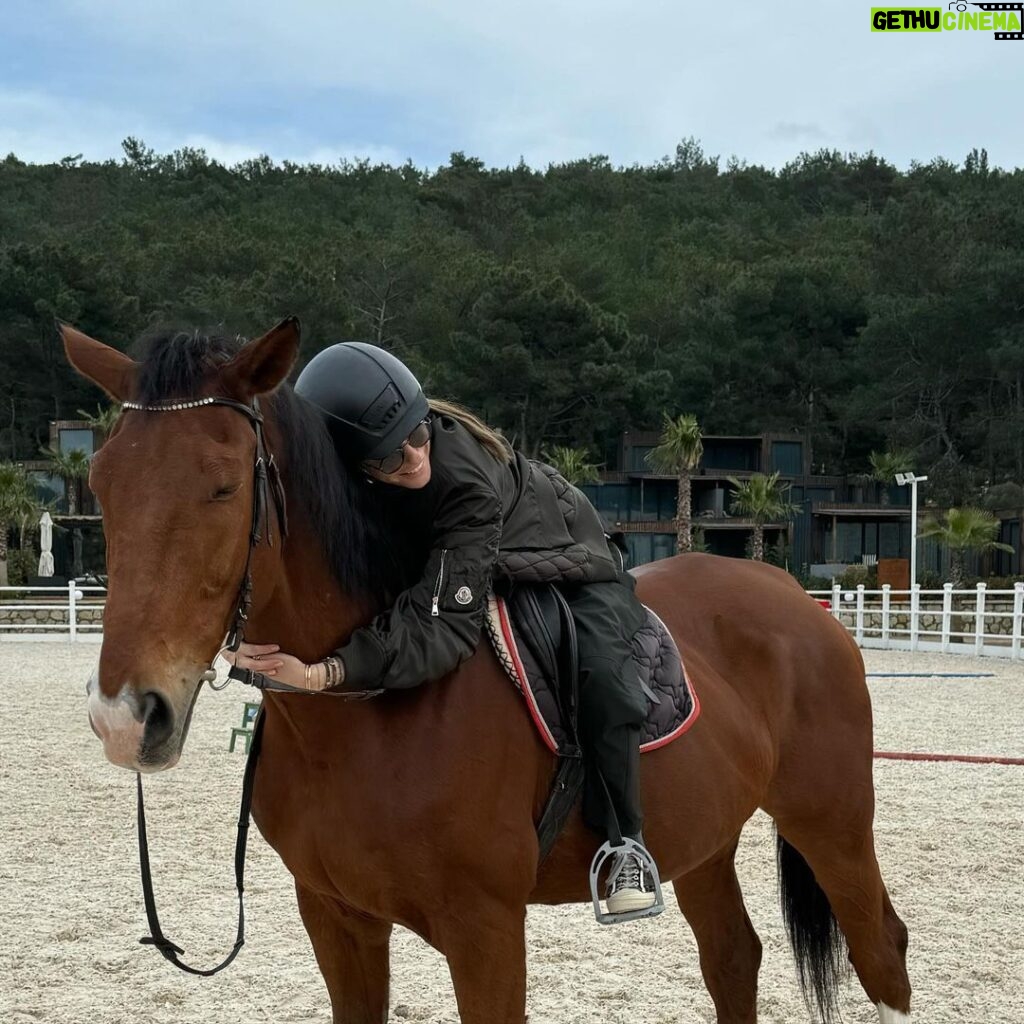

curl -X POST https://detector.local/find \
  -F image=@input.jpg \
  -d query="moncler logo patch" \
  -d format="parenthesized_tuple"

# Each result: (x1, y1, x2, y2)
(455, 586, 473, 605)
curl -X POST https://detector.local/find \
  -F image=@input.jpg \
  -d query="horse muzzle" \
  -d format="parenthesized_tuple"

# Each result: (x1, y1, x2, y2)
(86, 671, 198, 772)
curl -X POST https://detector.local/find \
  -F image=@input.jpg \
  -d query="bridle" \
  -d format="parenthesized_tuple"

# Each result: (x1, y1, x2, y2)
(122, 395, 287, 678)
(119, 392, 379, 977)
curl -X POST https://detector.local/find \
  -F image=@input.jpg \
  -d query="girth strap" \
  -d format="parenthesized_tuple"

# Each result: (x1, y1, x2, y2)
(533, 586, 585, 862)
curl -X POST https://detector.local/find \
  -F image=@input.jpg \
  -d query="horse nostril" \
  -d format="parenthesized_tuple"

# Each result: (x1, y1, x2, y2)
(140, 691, 175, 750)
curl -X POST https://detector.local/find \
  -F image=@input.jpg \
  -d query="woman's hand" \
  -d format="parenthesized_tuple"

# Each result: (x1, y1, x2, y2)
(221, 642, 283, 674)
(220, 642, 326, 690)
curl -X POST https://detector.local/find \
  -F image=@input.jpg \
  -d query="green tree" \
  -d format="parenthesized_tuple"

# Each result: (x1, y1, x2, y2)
(41, 447, 90, 515)
(646, 414, 703, 553)
(541, 445, 600, 485)
(727, 471, 802, 562)
(438, 266, 665, 456)
(0, 462, 38, 588)
(76, 404, 121, 439)
(868, 447, 915, 505)
(918, 507, 1014, 587)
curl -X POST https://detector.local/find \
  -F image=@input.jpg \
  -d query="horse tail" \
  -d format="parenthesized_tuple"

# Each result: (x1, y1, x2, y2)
(776, 830, 848, 1023)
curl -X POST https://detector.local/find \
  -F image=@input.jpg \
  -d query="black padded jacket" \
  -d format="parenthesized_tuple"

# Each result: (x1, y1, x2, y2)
(334, 411, 623, 690)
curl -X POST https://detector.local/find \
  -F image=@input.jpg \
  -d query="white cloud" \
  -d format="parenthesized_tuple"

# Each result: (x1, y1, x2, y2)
(179, 134, 406, 168)
(8, 0, 1024, 169)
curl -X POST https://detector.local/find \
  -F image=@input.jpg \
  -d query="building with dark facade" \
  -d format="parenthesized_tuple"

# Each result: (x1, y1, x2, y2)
(580, 429, 1022, 579)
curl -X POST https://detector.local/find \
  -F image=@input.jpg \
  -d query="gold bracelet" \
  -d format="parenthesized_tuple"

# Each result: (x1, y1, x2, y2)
(304, 662, 312, 688)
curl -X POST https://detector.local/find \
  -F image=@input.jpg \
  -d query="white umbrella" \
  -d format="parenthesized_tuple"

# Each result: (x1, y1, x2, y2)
(38, 511, 55, 577)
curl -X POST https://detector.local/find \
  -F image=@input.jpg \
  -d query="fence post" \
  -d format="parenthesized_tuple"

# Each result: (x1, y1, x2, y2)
(974, 582, 986, 656)
(832, 583, 842, 621)
(909, 584, 920, 651)
(941, 582, 953, 653)
(881, 584, 891, 644)
(1013, 582, 1023, 661)
(855, 585, 865, 645)
(68, 580, 78, 643)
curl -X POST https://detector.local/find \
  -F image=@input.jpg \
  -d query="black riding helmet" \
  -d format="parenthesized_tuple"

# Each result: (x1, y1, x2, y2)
(294, 342, 430, 461)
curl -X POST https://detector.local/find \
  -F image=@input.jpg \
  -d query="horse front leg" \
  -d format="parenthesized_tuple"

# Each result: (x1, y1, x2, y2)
(295, 882, 393, 1024)
(436, 900, 528, 1024)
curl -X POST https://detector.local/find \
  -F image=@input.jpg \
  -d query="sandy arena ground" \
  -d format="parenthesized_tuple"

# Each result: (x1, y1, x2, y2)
(1, 642, 1022, 1023)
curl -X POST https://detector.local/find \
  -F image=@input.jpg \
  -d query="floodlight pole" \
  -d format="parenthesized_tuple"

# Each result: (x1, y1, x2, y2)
(896, 472, 929, 589)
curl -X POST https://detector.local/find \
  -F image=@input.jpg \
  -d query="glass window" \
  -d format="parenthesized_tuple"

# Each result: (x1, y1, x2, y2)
(864, 522, 879, 556)
(59, 428, 94, 456)
(651, 533, 676, 561)
(28, 471, 63, 506)
(878, 522, 901, 558)
(582, 483, 630, 523)
(771, 441, 803, 476)
(836, 521, 862, 562)
(628, 534, 653, 566)
(703, 441, 759, 471)
(628, 445, 656, 472)
(655, 481, 677, 519)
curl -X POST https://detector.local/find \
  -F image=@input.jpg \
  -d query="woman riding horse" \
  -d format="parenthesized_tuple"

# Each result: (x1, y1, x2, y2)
(230, 341, 658, 916)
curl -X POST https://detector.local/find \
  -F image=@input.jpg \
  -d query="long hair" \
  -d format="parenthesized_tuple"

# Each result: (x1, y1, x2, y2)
(427, 398, 513, 464)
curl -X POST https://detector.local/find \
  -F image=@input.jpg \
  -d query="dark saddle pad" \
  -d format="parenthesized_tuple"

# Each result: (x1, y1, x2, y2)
(484, 588, 700, 755)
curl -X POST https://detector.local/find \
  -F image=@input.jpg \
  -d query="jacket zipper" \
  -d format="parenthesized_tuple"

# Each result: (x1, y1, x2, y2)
(431, 549, 448, 616)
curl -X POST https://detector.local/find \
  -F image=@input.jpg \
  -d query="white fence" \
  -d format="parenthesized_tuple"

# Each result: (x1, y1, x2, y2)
(0, 583, 107, 641)
(2, 581, 1023, 661)
(809, 583, 1024, 661)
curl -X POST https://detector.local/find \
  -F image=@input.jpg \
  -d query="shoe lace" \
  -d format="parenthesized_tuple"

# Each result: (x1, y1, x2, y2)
(607, 851, 647, 894)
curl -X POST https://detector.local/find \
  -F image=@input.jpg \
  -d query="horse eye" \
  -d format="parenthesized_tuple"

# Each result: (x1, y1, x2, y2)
(212, 484, 241, 501)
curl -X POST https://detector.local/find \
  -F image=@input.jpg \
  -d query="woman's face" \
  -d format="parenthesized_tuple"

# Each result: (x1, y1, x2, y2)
(363, 439, 432, 489)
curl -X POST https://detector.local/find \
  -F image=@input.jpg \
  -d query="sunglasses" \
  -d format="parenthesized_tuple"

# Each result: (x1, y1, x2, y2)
(363, 418, 432, 475)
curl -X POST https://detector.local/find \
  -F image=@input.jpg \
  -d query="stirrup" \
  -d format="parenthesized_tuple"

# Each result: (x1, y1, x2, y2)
(588, 837, 666, 925)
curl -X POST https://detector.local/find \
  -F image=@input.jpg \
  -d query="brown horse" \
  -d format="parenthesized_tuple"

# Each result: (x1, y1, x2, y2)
(62, 319, 911, 1024)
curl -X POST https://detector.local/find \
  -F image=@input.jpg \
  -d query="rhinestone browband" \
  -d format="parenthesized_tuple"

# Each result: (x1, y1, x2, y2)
(122, 398, 221, 411)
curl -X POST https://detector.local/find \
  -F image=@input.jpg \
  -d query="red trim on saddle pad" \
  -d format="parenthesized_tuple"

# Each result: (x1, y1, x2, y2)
(639, 668, 700, 753)
(494, 597, 700, 756)
(496, 598, 560, 754)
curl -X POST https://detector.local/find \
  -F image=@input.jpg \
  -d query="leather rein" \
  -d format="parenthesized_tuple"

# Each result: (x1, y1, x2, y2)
(122, 393, 380, 976)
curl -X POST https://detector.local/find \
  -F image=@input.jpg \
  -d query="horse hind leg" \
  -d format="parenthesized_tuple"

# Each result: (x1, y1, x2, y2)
(673, 837, 762, 1023)
(772, 820, 911, 1023)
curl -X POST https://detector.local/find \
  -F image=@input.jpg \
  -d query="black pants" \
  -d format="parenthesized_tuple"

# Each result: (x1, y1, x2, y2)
(560, 569, 647, 839)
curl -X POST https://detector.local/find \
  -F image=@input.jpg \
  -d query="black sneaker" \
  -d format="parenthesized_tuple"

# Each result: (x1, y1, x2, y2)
(605, 848, 656, 914)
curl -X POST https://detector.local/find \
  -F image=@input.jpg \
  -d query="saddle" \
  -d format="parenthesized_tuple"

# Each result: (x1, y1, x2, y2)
(483, 584, 700, 859)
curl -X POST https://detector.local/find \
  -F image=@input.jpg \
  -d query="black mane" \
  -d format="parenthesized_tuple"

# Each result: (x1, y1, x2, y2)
(128, 329, 423, 604)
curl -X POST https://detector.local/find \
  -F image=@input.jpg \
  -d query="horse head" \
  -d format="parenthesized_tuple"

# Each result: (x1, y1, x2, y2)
(60, 319, 300, 772)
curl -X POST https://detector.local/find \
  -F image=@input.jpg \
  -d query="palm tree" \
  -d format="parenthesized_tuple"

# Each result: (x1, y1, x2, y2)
(0, 463, 39, 588)
(76, 403, 121, 439)
(868, 448, 915, 505)
(542, 445, 601, 486)
(919, 507, 1014, 587)
(41, 447, 91, 516)
(646, 414, 703, 553)
(727, 471, 802, 562)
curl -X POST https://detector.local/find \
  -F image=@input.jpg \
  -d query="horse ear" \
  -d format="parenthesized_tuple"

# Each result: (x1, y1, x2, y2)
(59, 322, 138, 401)
(222, 316, 301, 396)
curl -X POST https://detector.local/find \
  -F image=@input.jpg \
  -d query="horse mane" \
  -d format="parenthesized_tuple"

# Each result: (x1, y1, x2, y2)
(129, 329, 423, 604)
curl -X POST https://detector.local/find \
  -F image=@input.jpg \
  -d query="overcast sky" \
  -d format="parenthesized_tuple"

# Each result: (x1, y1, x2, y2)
(3, 0, 1022, 171)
